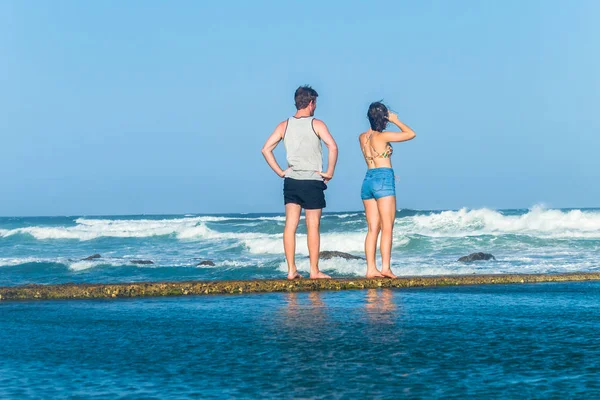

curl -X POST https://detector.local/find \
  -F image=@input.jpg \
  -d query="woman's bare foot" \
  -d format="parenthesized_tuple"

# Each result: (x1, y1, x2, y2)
(287, 271, 303, 280)
(366, 270, 385, 279)
(381, 269, 397, 279)
(310, 271, 331, 279)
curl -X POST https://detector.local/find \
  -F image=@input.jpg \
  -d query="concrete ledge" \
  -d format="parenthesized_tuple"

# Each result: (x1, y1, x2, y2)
(1, 272, 600, 301)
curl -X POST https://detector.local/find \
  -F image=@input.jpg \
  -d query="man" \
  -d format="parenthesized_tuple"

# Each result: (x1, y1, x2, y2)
(261, 86, 338, 280)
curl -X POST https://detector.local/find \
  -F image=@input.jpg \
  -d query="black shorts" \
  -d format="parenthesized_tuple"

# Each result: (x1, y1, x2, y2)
(283, 178, 327, 209)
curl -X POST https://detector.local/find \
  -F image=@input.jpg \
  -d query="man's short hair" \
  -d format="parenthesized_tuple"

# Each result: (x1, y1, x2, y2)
(294, 85, 318, 110)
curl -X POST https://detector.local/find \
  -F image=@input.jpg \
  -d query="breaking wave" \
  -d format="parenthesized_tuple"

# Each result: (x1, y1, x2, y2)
(1, 207, 599, 242)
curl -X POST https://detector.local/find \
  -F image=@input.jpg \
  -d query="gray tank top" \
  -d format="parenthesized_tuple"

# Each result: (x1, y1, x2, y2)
(283, 117, 323, 181)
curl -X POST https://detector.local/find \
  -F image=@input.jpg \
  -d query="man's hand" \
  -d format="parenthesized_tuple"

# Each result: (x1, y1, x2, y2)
(279, 168, 290, 178)
(317, 171, 333, 184)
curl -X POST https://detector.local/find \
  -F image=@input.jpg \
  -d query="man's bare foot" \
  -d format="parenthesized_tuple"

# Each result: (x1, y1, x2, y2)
(381, 269, 398, 279)
(310, 271, 331, 279)
(366, 270, 385, 279)
(287, 271, 303, 280)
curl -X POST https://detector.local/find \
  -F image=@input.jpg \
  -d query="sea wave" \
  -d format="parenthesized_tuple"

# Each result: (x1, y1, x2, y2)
(0, 257, 162, 271)
(403, 206, 600, 238)
(0, 217, 216, 241)
(0, 257, 269, 272)
(2, 254, 598, 279)
(243, 232, 410, 255)
(1, 207, 600, 242)
(277, 257, 496, 277)
(278, 255, 600, 277)
(0, 257, 54, 267)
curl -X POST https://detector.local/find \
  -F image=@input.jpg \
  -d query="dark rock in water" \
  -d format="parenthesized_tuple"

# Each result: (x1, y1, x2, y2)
(458, 252, 496, 263)
(319, 251, 364, 260)
(131, 260, 154, 265)
(197, 260, 216, 267)
(82, 254, 101, 261)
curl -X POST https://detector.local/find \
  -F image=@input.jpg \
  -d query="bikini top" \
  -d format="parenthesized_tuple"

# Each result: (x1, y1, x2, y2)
(362, 131, 393, 164)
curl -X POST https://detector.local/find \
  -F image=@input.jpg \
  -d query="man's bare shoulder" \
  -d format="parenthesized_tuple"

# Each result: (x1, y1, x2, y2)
(312, 118, 328, 128)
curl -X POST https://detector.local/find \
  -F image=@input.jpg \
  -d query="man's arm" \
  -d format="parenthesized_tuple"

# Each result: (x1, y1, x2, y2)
(261, 121, 288, 178)
(313, 119, 338, 183)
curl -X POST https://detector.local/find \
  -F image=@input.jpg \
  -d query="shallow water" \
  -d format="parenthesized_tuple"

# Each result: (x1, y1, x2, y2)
(2, 282, 599, 398)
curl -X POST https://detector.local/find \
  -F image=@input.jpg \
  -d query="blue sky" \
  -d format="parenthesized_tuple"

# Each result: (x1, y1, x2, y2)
(1, 0, 599, 216)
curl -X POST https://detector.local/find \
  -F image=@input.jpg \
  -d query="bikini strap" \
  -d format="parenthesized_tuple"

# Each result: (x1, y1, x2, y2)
(366, 131, 386, 160)
(362, 132, 376, 163)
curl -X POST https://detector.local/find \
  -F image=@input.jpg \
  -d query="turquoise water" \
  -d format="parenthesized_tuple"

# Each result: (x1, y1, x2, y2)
(1, 282, 599, 398)
(1, 207, 600, 286)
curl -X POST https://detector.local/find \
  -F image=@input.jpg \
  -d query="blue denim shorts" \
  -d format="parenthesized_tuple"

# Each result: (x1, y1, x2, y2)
(360, 168, 396, 200)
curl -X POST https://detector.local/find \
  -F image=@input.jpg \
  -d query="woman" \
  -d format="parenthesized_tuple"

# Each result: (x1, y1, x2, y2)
(359, 102, 416, 278)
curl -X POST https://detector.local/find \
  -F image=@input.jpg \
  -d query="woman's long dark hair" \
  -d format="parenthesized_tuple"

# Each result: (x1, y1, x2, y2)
(367, 102, 389, 132)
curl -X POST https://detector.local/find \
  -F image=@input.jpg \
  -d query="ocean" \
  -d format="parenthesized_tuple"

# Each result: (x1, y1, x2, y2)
(1, 206, 599, 286)
(2, 207, 600, 398)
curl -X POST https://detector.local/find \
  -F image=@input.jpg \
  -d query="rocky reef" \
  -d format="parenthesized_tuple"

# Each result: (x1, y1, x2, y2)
(2, 272, 600, 301)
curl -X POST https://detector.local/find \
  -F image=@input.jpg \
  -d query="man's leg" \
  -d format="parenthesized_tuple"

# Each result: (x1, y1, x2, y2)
(284, 203, 302, 279)
(305, 208, 330, 279)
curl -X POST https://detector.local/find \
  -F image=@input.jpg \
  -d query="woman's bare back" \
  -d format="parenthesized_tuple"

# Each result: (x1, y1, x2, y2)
(359, 130, 394, 169)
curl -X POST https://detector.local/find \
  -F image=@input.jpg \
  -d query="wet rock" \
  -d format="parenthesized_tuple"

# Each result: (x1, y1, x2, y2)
(319, 251, 364, 260)
(82, 254, 101, 261)
(458, 252, 496, 263)
(197, 260, 216, 267)
(131, 260, 154, 265)
(3, 272, 600, 301)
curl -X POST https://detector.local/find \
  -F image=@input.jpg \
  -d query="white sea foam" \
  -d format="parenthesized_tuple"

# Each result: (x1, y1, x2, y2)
(1, 207, 600, 242)
(255, 216, 288, 222)
(278, 257, 487, 277)
(243, 231, 410, 255)
(175, 224, 217, 240)
(0, 257, 126, 270)
(0, 217, 213, 241)
(277, 255, 600, 277)
(278, 258, 366, 276)
(218, 260, 260, 268)
(0, 215, 289, 241)
(68, 260, 101, 271)
(329, 213, 361, 219)
(402, 206, 600, 238)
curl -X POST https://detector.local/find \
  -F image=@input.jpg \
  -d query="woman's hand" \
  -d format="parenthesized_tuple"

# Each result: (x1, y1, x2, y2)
(387, 112, 399, 123)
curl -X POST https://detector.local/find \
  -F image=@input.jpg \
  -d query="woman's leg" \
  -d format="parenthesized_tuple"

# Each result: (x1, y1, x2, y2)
(364, 199, 384, 278)
(377, 196, 397, 278)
